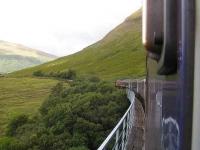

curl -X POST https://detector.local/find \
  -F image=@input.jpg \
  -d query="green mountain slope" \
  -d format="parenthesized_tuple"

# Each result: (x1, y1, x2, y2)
(0, 41, 57, 73)
(11, 9, 145, 80)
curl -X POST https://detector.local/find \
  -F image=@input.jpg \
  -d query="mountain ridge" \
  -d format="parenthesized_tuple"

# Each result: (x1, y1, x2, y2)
(0, 41, 57, 73)
(10, 9, 145, 80)
(0, 40, 57, 59)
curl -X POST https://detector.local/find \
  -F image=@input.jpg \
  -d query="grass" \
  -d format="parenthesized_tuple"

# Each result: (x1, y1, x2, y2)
(0, 9, 145, 138)
(10, 9, 146, 80)
(0, 77, 58, 136)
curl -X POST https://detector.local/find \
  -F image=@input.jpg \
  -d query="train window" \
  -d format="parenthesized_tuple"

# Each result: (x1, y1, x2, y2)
(142, 0, 163, 59)
(143, 0, 178, 75)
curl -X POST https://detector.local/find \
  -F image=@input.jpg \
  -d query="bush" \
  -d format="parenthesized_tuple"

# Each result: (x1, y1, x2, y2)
(33, 69, 77, 80)
(6, 79, 129, 150)
(0, 137, 26, 150)
(6, 115, 28, 136)
(88, 76, 100, 83)
(67, 69, 77, 80)
(33, 70, 44, 77)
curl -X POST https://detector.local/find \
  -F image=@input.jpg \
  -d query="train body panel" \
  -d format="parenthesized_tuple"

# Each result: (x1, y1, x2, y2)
(144, 0, 195, 149)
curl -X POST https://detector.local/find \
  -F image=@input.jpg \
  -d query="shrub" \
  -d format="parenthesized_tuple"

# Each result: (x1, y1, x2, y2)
(51, 82, 64, 96)
(33, 69, 77, 80)
(0, 137, 26, 150)
(5, 79, 129, 150)
(67, 69, 76, 80)
(33, 70, 44, 77)
(6, 115, 28, 136)
(88, 76, 100, 83)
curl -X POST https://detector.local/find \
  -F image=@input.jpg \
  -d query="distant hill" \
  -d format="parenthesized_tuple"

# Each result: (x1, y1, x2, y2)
(0, 41, 57, 73)
(11, 9, 145, 80)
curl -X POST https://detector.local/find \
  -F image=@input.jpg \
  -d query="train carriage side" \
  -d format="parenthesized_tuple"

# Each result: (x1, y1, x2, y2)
(143, 0, 197, 149)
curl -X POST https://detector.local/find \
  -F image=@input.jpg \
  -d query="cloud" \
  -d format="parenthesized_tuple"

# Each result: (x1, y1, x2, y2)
(0, 0, 142, 56)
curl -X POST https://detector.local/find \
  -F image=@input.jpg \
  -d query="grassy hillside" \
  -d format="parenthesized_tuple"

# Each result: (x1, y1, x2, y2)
(0, 77, 58, 135)
(11, 9, 145, 80)
(0, 10, 145, 149)
(0, 41, 57, 73)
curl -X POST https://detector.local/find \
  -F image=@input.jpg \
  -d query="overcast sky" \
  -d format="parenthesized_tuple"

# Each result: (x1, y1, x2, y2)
(0, 0, 142, 56)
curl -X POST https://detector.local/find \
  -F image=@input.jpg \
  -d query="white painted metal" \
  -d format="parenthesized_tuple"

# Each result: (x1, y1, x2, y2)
(115, 130, 119, 150)
(97, 83, 136, 150)
(121, 120, 125, 149)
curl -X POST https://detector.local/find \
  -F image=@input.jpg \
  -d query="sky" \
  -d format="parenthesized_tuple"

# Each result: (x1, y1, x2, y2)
(0, 0, 142, 56)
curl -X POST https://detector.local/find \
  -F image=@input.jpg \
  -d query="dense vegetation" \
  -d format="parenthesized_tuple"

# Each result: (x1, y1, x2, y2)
(10, 9, 145, 80)
(0, 78, 129, 150)
(33, 69, 77, 80)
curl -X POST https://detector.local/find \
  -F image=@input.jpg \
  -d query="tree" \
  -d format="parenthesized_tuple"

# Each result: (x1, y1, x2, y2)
(33, 70, 44, 77)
